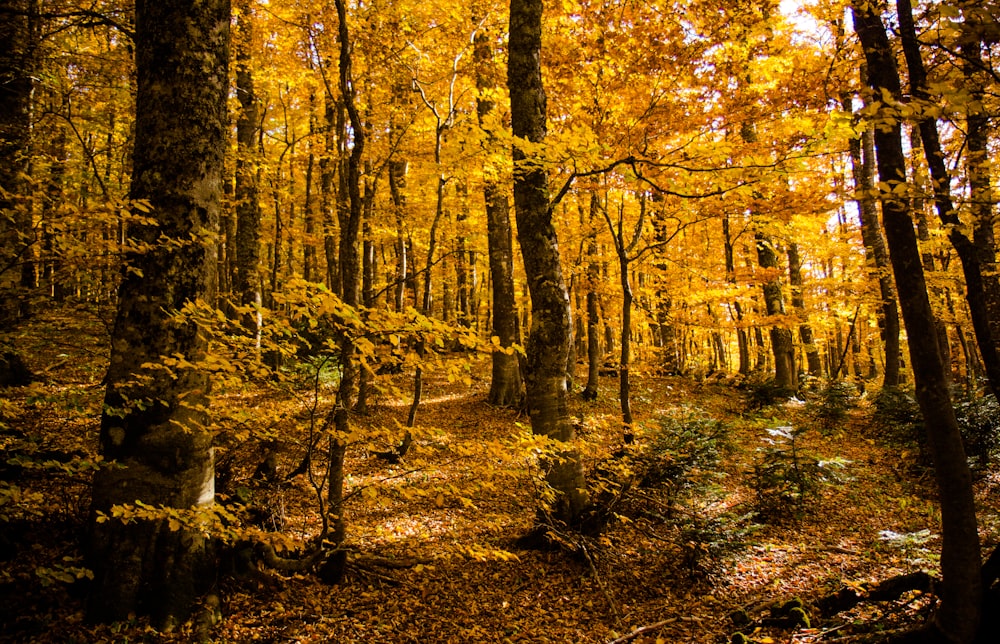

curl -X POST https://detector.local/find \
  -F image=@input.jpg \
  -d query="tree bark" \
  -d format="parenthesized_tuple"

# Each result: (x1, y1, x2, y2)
(87, 0, 230, 627)
(852, 4, 982, 641)
(896, 0, 1000, 397)
(508, 0, 588, 523)
(475, 16, 523, 406)
(787, 243, 822, 377)
(755, 231, 796, 390)
(844, 99, 901, 388)
(582, 193, 601, 400)
(0, 0, 37, 324)
(319, 0, 364, 583)
(233, 0, 262, 340)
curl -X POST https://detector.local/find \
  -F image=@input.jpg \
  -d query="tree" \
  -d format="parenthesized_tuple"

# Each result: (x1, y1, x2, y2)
(87, 0, 230, 627)
(474, 4, 522, 407)
(852, 2, 982, 640)
(508, 0, 588, 524)
(896, 0, 1000, 397)
(233, 0, 263, 341)
(0, 0, 38, 323)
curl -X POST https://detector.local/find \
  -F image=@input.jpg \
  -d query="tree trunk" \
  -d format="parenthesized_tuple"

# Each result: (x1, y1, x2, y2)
(582, 193, 601, 400)
(844, 100, 900, 388)
(508, 0, 588, 523)
(233, 0, 262, 340)
(755, 232, 796, 390)
(0, 0, 37, 324)
(87, 0, 229, 627)
(722, 213, 751, 376)
(960, 25, 1000, 389)
(787, 243, 822, 377)
(474, 18, 523, 406)
(896, 0, 1000, 397)
(852, 4, 982, 641)
(319, 0, 365, 583)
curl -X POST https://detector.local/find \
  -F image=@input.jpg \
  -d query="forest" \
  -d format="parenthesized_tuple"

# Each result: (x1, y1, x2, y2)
(1, 0, 999, 641)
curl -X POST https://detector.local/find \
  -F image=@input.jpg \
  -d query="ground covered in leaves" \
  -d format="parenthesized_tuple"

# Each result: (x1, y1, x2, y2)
(2, 305, 999, 643)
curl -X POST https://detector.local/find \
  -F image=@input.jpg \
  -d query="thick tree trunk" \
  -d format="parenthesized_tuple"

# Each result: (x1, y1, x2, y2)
(508, 0, 588, 523)
(0, 0, 37, 324)
(87, 0, 230, 627)
(755, 232, 796, 390)
(852, 4, 982, 641)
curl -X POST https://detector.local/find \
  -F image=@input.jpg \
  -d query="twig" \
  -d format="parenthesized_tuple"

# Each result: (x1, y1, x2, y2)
(607, 618, 678, 643)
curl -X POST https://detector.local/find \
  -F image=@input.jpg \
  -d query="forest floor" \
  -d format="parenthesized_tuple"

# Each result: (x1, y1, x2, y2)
(2, 303, 999, 643)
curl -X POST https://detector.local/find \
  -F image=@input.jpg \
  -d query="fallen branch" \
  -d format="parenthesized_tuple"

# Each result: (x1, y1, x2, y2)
(607, 619, 677, 643)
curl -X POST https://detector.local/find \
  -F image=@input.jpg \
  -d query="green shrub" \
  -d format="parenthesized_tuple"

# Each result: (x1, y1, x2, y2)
(807, 380, 859, 430)
(954, 392, 1000, 470)
(752, 425, 849, 522)
(637, 408, 729, 507)
(871, 385, 923, 446)
(741, 376, 795, 412)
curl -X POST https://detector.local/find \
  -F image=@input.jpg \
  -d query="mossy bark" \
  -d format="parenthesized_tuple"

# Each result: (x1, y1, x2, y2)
(87, 0, 230, 627)
(508, 0, 588, 523)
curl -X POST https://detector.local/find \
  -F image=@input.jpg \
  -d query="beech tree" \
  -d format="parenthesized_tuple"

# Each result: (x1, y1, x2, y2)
(0, 0, 37, 324)
(87, 0, 230, 627)
(852, 1, 981, 640)
(508, 0, 588, 524)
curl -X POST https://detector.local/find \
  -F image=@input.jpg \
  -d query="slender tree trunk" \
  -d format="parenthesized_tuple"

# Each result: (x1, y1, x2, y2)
(787, 243, 822, 377)
(582, 193, 601, 400)
(474, 17, 523, 405)
(844, 99, 901, 387)
(722, 213, 750, 375)
(233, 0, 262, 340)
(961, 28, 1000, 386)
(303, 92, 318, 283)
(896, 0, 1000, 397)
(509, 0, 588, 523)
(321, 95, 340, 292)
(853, 4, 981, 641)
(319, 0, 364, 584)
(87, 0, 229, 626)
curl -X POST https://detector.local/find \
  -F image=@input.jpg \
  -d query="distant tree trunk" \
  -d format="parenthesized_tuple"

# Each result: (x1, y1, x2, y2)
(755, 232, 796, 390)
(509, 0, 588, 523)
(0, 0, 37, 323)
(233, 0, 262, 340)
(87, 0, 229, 627)
(355, 163, 376, 415)
(303, 91, 318, 283)
(722, 213, 750, 375)
(474, 16, 522, 406)
(960, 25, 1000, 385)
(787, 243, 822, 377)
(844, 99, 900, 387)
(853, 4, 982, 641)
(321, 95, 340, 292)
(896, 0, 1000, 397)
(582, 193, 601, 400)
